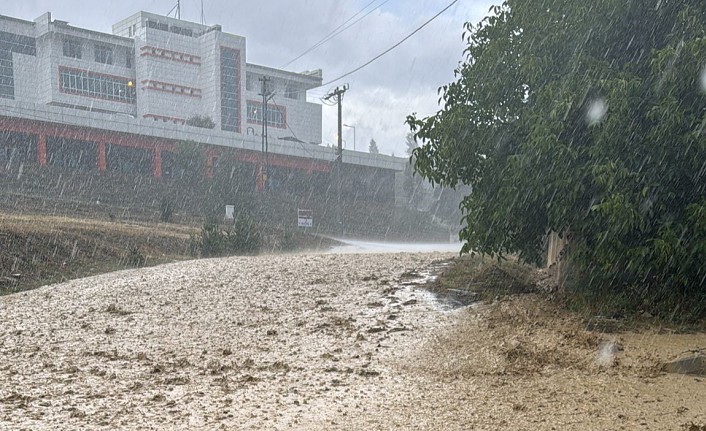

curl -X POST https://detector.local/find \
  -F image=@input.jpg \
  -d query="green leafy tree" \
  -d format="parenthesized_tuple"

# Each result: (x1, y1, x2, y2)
(368, 138, 379, 154)
(407, 1, 706, 318)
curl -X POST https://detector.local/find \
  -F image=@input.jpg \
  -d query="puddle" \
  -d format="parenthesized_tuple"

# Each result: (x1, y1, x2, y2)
(395, 260, 478, 311)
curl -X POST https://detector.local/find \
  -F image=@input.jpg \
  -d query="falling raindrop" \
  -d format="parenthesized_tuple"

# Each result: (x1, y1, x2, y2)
(699, 66, 706, 94)
(586, 98, 608, 126)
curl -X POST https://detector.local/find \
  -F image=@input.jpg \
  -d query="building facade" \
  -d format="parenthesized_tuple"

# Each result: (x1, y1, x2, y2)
(0, 10, 405, 191)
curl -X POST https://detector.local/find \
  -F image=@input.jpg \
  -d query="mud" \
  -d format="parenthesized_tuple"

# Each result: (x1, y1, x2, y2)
(1, 252, 705, 430)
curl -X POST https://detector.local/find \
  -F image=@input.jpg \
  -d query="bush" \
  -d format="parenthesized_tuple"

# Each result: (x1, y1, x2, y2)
(125, 245, 146, 267)
(185, 115, 215, 129)
(191, 217, 262, 257)
(159, 198, 175, 222)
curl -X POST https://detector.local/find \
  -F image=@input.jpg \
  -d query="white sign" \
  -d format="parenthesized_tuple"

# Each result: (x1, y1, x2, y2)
(297, 209, 313, 228)
(225, 205, 235, 220)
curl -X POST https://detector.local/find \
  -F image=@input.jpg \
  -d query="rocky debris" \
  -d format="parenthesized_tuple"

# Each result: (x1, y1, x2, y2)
(0, 252, 457, 430)
(664, 352, 706, 375)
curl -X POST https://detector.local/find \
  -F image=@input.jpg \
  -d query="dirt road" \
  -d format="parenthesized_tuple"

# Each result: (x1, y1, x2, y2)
(1, 252, 705, 430)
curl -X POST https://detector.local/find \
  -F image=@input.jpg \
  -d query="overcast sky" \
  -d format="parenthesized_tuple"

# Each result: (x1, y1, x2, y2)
(4, 0, 496, 156)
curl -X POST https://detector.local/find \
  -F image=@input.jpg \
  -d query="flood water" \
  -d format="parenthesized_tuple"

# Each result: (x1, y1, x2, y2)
(328, 238, 463, 254)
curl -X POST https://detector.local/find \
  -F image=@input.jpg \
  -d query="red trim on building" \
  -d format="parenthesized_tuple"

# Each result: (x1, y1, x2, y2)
(153, 148, 162, 178)
(98, 142, 107, 172)
(245, 99, 287, 129)
(0, 116, 331, 185)
(37, 133, 47, 166)
(141, 80, 202, 98)
(140, 45, 201, 65)
(143, 114, 186, 124)
(234, 149, 331, 173)
(205, 147, 218, 178)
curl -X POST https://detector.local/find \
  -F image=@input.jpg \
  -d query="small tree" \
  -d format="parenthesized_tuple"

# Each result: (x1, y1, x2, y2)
(368, 138, 379, 154)
(185, 115, 216, 129)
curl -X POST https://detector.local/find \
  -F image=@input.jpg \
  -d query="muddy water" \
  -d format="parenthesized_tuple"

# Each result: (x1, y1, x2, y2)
(1, 252, 705, 430)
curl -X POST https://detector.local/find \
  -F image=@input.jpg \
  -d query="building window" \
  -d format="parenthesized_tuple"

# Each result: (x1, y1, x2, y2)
(94, 45, 113, 65)
(246, 100, 286, 128)
(0, 31, 37, 56)
(146, 20, 169, 32)
(47, 138, 96, 171)
(106, 144, 152, 176)
(0, 50, 13, 99)
(63, 38, 82, 59)
(170, 25, 193, 37)
(220, 47, 240, 132)
(59, 67, 136, 103)
(284, 84, 300, 100)
(126, 48, 133, 68)
(0, 31, 37, 100)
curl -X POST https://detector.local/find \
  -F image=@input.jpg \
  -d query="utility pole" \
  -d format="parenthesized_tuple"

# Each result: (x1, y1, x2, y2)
(259, 76, 272, 192)
(323, 84, 349, 234)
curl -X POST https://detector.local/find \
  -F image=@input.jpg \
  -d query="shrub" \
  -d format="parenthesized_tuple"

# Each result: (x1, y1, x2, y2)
(185, 115, 215, 129)
(191, 217, 262, 257)
(159, 198, 175, 222)
(125, 245, 146, 267)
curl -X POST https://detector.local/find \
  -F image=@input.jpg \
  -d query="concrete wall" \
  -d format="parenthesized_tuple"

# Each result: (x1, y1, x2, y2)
(12, 53, 38, 103)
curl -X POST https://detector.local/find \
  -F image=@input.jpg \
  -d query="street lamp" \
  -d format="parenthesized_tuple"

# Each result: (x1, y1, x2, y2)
(343, 124, 356, 152)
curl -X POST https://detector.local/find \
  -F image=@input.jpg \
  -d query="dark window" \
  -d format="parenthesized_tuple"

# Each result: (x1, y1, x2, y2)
(126, 49, 133, 68)
(146, 20, 169, 32)
(0, 32, 36, 100)
(220, 48, 240, 132)
(0, 31, 36, 56)
(106, 144, 152, 176)
(0, 131, 36, 168)
(63, 38, 82, 59)
(94, 45, 113, 65)
(47, 138, 96, 171)
(0, 50, 13, 99)
(245, 73, 256, 91)
(170, 25, 193, 37)
(59, 67, 136, 103)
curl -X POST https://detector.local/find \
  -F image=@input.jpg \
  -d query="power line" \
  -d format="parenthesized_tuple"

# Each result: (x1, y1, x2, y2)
(269, 95, 321, 158)
(278, 0, 459, 101)
(280, 0, 392, 69)
(319, 0, 459, 88)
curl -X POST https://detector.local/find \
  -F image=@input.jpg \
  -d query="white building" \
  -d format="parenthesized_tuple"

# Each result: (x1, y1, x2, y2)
(0, 11, 404, 189)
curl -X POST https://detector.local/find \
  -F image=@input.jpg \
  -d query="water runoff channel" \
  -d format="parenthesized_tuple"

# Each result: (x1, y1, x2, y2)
(329, 239, 479, 311)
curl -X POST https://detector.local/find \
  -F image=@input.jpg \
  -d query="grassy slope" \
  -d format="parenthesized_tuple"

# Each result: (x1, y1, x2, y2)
(0, 212, 337, 294)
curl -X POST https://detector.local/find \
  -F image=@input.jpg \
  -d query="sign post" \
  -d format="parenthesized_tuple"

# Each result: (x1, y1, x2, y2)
(297, 209, 313, 228)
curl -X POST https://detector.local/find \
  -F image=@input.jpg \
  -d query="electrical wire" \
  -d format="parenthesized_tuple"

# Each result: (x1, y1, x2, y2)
(319, 0, 459, 88)
(279, 0, 460, 101)
(269, 95, 333, 160)
(280, 0, 391, 69)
